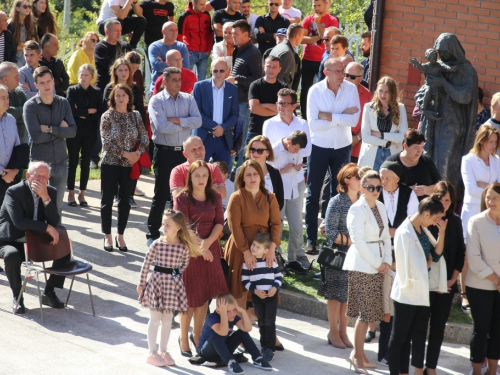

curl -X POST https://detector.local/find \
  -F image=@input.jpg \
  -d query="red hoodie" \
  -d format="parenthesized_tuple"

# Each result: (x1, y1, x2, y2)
(177, 2, 214, 53)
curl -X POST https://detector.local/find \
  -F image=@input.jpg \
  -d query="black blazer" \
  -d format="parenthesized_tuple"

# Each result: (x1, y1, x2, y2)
(1, 30, 17, 63)
(0, 180, 59, 242)
(66, 83, 102, 136)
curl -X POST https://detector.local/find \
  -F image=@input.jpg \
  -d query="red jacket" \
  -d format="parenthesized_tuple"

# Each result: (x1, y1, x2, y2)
(177, 2, 213, 53)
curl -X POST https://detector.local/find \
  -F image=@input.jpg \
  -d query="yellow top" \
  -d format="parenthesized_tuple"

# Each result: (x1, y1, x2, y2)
(66, 48, 97, 85)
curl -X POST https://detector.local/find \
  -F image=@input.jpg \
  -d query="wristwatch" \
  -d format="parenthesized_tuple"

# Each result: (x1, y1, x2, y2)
(48, 126, 52, 134)
(381, 132, 385, 140)
(43, 198, 51, 207)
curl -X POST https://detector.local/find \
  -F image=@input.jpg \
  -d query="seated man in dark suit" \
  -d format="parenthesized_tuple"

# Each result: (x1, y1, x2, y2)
(192, 58, 239, 166)
(0, 161, 70, 314)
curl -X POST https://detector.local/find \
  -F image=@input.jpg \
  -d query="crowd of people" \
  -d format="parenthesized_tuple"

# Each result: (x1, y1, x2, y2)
(0, 0, 499, 374)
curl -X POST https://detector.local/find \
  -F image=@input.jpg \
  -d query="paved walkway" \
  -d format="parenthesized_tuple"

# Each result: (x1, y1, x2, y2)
(0, 175, 471, 374)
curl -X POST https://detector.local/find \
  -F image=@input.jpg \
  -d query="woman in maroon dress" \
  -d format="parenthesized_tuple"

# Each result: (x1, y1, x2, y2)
(174, 160, 228, 357)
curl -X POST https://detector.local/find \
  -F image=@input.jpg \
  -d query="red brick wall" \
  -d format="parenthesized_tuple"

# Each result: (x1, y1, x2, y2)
(378, 0, 500, 127)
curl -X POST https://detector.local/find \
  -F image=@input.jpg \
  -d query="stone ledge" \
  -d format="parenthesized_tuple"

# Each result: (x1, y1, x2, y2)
(279, 289, 472, 345)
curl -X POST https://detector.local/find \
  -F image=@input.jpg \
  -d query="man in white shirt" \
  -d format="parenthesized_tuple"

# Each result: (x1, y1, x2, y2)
(240, 0, 258, 43)
(304, 57, 360, 254)
(278, 0, 301, 24)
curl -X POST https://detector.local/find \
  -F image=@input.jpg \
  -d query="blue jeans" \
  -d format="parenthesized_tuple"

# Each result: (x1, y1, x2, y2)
(244, 131, 260, 149)
(373, 147, 392, 172)
(199, 329, 261, 365)
(305, 144, 351, 245)
(235, 102, 250, 171)
(189, 51, 209, 81)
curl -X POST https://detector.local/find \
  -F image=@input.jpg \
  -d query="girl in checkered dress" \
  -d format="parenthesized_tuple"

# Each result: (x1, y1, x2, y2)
(137, 209, 202, 367)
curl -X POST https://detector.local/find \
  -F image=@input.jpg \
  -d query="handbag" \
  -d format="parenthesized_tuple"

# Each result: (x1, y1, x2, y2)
(129, 112, 151, 179)
(317, 234, 348, 271)
(6, 144, 30, 170)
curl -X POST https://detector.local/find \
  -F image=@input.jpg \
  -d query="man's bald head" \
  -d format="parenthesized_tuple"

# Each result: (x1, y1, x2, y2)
(339, 54, 354, 68)
(166, 50, 183, 68)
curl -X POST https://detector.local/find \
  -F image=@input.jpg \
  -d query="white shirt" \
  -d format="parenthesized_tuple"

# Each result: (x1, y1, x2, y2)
(212, 79, 225, 125)
(247, 14, 259, 38)
(222, 178, 234, 208)
(278, 6, 301, 21)
(307, 79, 360, 149)
(272, 141, 305, 199)
(97, 0, 128, 23)
(211, 41, 233, 69)
(382, 188, 419, 226)
(263, 114, 312, 157)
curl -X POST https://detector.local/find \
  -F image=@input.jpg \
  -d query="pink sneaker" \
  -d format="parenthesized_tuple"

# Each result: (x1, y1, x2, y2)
(146, 352, 167, 367)
(160, 352, 176, 366)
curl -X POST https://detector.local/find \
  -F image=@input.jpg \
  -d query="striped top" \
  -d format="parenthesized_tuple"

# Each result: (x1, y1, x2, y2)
(377, 108, 393, 133)
(241, 259, 283, 292)
(0, 33, 5, 62)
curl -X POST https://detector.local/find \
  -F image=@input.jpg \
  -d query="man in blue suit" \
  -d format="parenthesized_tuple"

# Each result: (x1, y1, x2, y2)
(192, 58, 239, 166)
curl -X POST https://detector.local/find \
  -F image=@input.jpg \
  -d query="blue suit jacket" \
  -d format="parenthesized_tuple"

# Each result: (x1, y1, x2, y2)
(192, 79, 239, 150)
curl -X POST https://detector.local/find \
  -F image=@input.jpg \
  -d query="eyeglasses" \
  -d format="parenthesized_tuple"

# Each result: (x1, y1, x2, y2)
(345, 73, 363, 79)
(21, 4, 32, 9)
(249, 147, 268, 155)
(363, 185, 383, 192)
(269, 2, 279, 6)
(212, 69, 226, 73)
(276, 101, 294, 107)
(321, 37, 330, 42)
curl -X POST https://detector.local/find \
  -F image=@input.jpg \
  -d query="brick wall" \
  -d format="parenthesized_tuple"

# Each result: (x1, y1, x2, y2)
(378, 0, 500, 127)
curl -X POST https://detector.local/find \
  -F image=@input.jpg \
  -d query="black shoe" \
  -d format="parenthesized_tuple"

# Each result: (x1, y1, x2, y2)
(364, 330, 376, 343)
(274, 343, 285, 351)
(13, 297, 26, 314)
(312, 272, 321, 280)
(103, 238, 113, 252)
(305, 245, 318, 255)
(0, 265, 3, 272)
(189, 333, 198, 354)
(286, 261, 308, 275)
(178, 337, 193, 357)
(115, 236, 128, 252)
(42, 292, 65, 308)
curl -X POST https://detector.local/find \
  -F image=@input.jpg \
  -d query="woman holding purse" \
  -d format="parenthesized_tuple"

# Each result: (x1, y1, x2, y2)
(100, 84, 149, 252)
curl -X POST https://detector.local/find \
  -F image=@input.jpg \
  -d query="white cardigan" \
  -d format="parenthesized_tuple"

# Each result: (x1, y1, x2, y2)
(343, 196, 392, 274)
(391, 218, 448, 306)
(461, 153, 500, 206)
(357, 102, 408, 169)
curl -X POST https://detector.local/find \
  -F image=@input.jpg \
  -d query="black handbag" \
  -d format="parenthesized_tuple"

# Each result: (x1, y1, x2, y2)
(317, 234, 348, 271)
(6, 144, 30, 170)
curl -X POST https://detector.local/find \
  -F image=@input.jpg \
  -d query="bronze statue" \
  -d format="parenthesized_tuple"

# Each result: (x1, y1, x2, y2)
(413, 33, 478, 192)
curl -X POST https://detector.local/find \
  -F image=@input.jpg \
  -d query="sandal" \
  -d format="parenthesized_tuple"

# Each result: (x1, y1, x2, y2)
(79, 200, 88, 207)
(67, 201, 77, 207)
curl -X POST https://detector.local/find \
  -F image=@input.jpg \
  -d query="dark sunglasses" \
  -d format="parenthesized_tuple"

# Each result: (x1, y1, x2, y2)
(212, 69, 226, 73)
(363, 185, 383, 192)
(345, 73, 363, 79)
(269, 2, 279, 6)
(21, 4, 32, 9)
(321, 37, 330, 42)
(249, 147, 267, 155)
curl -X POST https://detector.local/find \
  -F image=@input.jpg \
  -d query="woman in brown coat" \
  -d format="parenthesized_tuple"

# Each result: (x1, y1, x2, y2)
(224, 159, 282, 309)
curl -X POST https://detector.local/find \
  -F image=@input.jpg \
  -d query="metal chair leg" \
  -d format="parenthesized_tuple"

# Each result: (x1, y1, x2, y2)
(35, 272, 44, 323)
(14, 271, 30, 315)
(65, 276, 75, 307)
(86, 274, 96, 316)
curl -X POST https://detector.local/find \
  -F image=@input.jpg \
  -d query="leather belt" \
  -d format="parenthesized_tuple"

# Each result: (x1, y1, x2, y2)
(155, 144, 183, 151)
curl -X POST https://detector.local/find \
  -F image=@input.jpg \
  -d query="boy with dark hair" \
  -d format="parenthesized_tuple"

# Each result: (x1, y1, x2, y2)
(198, 293, 273, 374)
(241, 233, 283, 362)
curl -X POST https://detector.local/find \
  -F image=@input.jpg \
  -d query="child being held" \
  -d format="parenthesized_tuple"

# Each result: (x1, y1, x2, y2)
(241, 232, 283, 362)
(137, 209, 202, 367)
(198, 293, 273, 374)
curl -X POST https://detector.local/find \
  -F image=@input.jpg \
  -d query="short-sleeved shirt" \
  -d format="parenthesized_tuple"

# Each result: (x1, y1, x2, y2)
(248, 78, 288, 135)
(278, 6, 301, 21)
(212, 10, 246, 42)
(386, 152, 441, 200)
(209, 0, 227, 11)
(170, 161, 225, 190)
(198, 312, 241, 350)
(97, 0, 128, 23)
(302, 14, 339, 62)
(140, 0, 175, 47)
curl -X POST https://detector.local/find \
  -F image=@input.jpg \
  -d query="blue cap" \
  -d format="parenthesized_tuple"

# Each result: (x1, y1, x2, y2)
(276, 28, 287, 36)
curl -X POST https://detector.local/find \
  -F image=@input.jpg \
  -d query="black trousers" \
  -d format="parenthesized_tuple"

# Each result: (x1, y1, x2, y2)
(0, 241, 70, 297)
(66, 130, 97, 191)
(100, 164, 134, 235)
(252, 292, 278, 351)
(0, 174, 21, 204)
(146, 146, 185, 240)
(299, 59, 321, 120)
(413, 289, 455, 369)
(378, 316, 393, 362)
(98, 16, 147, 49)
(388, 300, 430, 375)
(467, 286, 500, 363)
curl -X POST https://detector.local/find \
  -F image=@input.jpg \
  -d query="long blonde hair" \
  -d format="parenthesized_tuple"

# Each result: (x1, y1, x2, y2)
(470, 124, 500, 156)
(372, 76, 400, 126)
(162, 209, 203, 257)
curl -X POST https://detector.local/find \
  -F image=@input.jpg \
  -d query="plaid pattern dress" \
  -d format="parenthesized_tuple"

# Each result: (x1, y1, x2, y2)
(138, 239, 191, 312)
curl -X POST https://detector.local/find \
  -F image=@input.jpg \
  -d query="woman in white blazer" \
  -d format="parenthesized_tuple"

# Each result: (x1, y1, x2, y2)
(357, 76, 408, 172)
(466, 183, 500, 375)
(460, 124, 500, 313)
(388, 196, 448, 375)
(344, 171, 392, 374)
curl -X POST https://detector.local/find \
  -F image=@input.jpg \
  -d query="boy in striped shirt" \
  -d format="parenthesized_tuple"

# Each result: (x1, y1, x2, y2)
(241, 233, 283, 363)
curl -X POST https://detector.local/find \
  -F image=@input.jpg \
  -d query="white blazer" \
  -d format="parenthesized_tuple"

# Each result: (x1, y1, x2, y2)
(357, 102, 408, 169)
(461, 153, 500, 206)
(343, 196, 392, 274)
(391, 218, 448, 306)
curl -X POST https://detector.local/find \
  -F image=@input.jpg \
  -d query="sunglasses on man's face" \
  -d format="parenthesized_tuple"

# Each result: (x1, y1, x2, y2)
(269, 2, 279, 6)
(345, 73, 363, 80)
(363, 185, 383, 193)
(249, 147, 267, 155)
